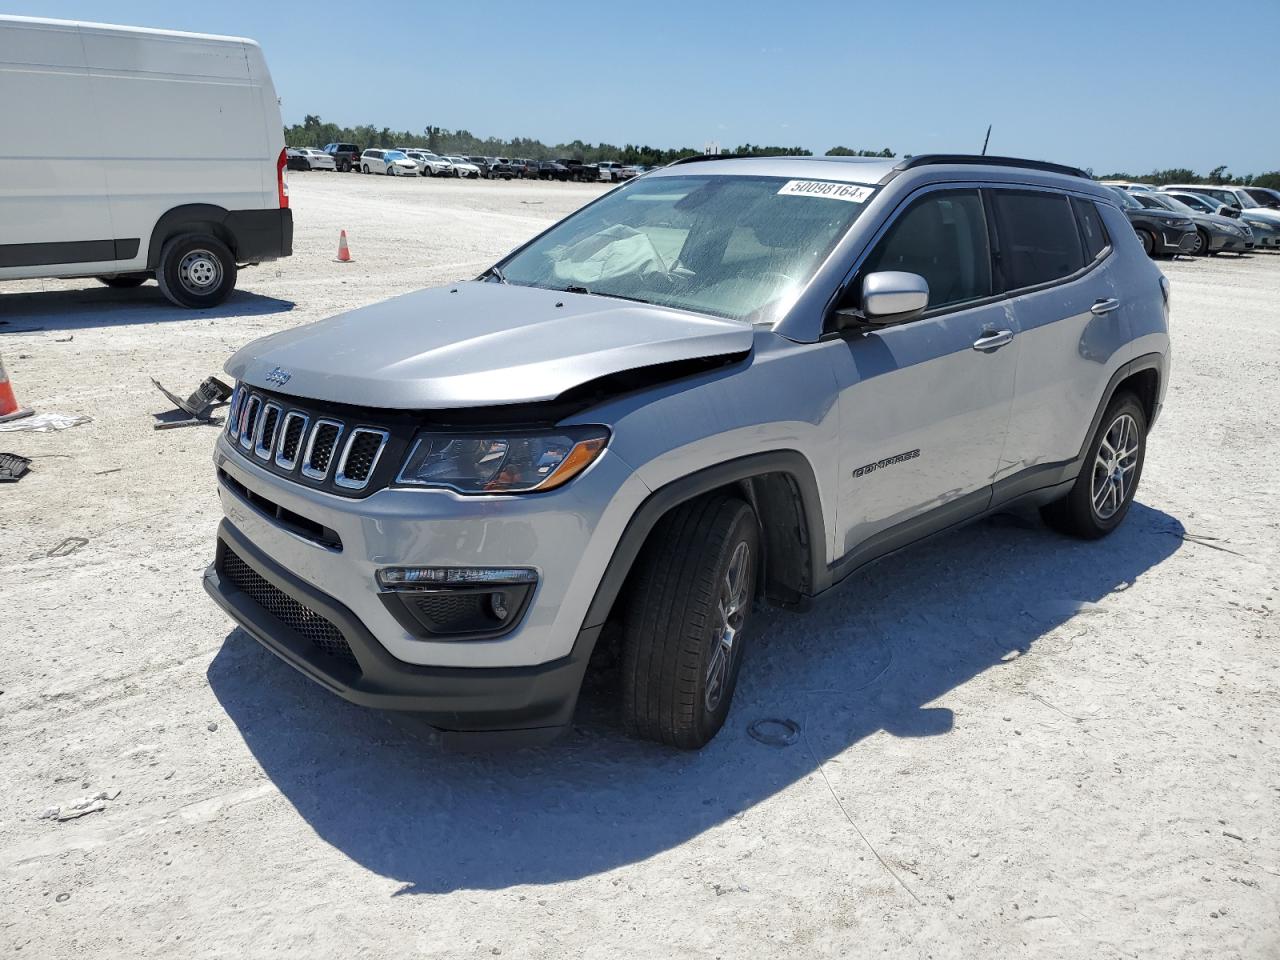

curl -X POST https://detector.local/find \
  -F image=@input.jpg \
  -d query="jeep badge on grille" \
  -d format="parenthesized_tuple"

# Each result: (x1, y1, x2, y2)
(265, 367, 292, 386)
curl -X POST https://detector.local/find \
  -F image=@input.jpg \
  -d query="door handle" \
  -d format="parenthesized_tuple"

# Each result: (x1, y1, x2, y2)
(972, 329, 1014, 352)
(1091, 298, 1121, 315)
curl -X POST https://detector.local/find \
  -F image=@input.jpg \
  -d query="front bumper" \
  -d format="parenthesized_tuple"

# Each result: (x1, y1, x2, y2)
(1156, 226, 1197, 254)
(205, 518, 594, 738)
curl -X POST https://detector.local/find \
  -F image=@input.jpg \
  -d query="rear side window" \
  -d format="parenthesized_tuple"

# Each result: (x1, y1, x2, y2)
(990, 191, 1084, 290)
(862, 189, 992, 311)
(1072, 198, 1110, 261)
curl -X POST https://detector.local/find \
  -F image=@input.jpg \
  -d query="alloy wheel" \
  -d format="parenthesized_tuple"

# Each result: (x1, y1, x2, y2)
(1091, 413, 1140, 520)
(705, 539, 751, 713)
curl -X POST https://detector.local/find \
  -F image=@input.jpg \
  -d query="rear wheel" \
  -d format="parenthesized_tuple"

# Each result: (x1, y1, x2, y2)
(621, 494, 759, 749)
(155, 234, 236, 309)
(1041, 392, 1146, 539)
(96, 274, 148, 288)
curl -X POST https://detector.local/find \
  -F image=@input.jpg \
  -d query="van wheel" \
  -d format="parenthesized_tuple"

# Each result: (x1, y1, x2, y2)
(361, 164, 369, 174)
(621, 494, 759, 749)
(96, 274, 148, 288)
(155, 234, 237, 309)
(1042, 392, 1146, 539)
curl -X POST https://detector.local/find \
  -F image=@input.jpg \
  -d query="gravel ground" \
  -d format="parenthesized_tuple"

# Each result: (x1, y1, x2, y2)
(1, 172, 1277, 959)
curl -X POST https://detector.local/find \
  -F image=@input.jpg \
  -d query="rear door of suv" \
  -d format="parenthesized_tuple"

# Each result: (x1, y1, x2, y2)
(828, 187, 1020, 557)
(992, 188, 1126, 500)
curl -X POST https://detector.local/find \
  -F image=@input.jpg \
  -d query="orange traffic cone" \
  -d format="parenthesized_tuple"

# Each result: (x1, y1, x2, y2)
(335, 230, 352, 263)
(0, 354, 33, 423)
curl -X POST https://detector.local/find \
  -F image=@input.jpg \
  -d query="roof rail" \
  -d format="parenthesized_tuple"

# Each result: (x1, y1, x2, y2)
(667, 153, 754, 166)
(890, 154, 1090, 180)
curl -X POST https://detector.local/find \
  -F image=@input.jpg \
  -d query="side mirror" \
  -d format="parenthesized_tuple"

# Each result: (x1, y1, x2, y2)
(834, 271, 930, 329)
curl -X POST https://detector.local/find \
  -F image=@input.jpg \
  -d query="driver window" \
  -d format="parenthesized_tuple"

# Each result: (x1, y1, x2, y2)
(860, 190, 992, 311)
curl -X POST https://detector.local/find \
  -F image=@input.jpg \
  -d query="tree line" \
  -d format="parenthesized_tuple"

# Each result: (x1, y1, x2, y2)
(1095, 165, 1280, 190)
(284, 115, 890, 165)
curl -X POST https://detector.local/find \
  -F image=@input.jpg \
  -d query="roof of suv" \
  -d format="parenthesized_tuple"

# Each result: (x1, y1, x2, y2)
(648, 153, 1100, 193)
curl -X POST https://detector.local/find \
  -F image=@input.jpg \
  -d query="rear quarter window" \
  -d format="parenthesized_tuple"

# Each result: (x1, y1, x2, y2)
(1072, 197, 1110, 261)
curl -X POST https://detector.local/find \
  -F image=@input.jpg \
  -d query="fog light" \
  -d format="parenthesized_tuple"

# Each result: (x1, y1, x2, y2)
(376, 567, 537, 640)
(489, 591, 509, 621)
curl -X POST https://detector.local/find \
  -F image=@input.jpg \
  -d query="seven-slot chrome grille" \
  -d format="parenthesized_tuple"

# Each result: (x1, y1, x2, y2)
(225, 385, 392, 495)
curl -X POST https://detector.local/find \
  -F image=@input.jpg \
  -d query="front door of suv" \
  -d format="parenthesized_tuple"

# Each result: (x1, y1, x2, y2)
(828, 188, 1019, 560)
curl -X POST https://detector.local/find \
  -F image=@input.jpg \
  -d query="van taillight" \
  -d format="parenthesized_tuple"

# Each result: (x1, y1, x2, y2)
(276, 148, 289, 208)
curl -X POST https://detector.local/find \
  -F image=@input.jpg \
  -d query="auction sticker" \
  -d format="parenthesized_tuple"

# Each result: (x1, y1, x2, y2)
(777, 180, 874, 203)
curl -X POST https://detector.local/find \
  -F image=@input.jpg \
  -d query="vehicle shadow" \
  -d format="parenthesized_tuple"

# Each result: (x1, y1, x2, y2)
(0, 284, 293, 331)
(206, 501, 1183, 895)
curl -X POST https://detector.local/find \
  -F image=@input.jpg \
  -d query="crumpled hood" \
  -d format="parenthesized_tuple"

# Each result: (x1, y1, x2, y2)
(225, 282, 753, 409)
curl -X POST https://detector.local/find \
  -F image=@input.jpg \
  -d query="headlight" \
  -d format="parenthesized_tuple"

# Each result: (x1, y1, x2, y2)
(395, 427, 609, 493)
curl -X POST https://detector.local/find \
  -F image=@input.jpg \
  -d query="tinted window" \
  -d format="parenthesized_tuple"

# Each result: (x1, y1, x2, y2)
(1133, 194, 1161, 209)
(1072, 198, 1110, 261)
(862, 190, 992, 311)
(1245, 189, 1278, 206)
(991, 191, 1085, 290)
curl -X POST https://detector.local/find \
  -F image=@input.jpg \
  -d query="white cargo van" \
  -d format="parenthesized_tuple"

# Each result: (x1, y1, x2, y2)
(0, 16, 292, 307)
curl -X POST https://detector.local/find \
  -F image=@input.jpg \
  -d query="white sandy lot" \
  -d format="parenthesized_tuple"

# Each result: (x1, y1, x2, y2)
(1, 172, 1277, 959)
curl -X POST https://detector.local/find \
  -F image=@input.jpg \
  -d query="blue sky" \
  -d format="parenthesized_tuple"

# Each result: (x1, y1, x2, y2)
(16, 0, 1280, 174)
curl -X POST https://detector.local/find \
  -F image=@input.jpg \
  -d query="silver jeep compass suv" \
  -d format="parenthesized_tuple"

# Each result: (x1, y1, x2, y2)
(205, 154, 1170, 749)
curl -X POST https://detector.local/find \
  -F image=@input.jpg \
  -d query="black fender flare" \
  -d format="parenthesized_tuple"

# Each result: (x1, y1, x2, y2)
(146, 204, 233, 269)
(579, 450, 828, 633)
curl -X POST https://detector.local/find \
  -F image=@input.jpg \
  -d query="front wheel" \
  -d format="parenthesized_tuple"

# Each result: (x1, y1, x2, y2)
(1042, 392, 1147, 539)
(621, 494, 759, 749)
(1137, 229, 1155, 257)
(1191, 229, 1209, 256)
(155, 234, 237, 309)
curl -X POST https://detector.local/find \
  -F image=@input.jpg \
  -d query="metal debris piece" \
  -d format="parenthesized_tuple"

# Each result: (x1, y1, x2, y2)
(151, 375, 232, 429)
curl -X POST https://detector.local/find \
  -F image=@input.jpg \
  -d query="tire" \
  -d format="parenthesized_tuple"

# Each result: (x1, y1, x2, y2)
(361, 164, 369, 174)
(1137, 229, 1155, 257)
(1041, 392, 1147, 540)
(96, 274, 148, 288)
(1191, 229, 1209, 256)
(621, 494, 759, 749)
(155, 234, 237, 309)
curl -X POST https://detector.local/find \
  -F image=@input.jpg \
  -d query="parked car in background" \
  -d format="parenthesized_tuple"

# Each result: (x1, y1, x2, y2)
(285, 148, 310, 171)
(207, 154, 1169, 749)
(298, 148, 335, 171)
(1105, 187, 1197, 257)
(1161, 190, 1242, 219)
(538, 160, 570, 181)
(323, 142, 362, 172)
(1100, 180, 1157, 192)
(617, 165, 646, 180)
(466, 156, 494, 178)
(512, 158, 538, 178)
(404, 150, 451, 177)
(1130, 191, 1251, 255)
(360, 149, 418, 176)
(0, 15, 292, 308)
(1162, 185, 1280, 245)
(597, 161, 625, 182)
(489, 158, 518, 180)
(557, 159, 598, 182)
(445, 156, 480, 178)
(1241, 186, 1280, 209)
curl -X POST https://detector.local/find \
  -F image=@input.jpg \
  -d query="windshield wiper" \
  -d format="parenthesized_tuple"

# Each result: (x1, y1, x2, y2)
(559, 285, 655, 306)
(481, 265, 508, 284)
